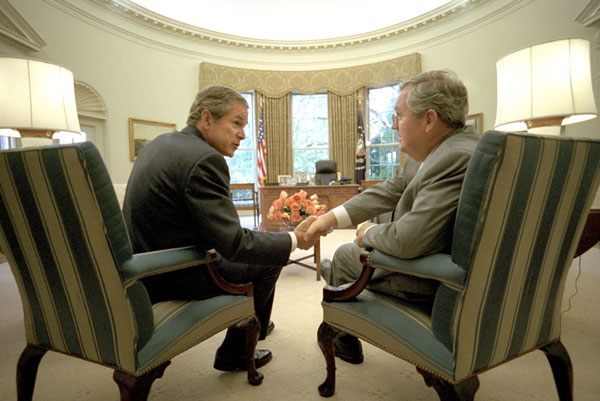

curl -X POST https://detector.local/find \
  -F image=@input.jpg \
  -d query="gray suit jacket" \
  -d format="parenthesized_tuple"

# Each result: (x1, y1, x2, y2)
(344, 126, 480, 259)
(123, 125, 291, 266)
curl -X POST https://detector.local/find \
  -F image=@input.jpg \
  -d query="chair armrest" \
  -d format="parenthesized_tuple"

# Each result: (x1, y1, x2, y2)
(367, 249, 466, 290)
(322, 249, 467, 302)
(121, 246, 253, 296)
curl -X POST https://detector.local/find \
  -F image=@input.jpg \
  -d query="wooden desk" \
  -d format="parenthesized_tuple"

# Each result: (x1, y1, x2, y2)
(259, 221, 321, 280)
(259, 184, 359, 222)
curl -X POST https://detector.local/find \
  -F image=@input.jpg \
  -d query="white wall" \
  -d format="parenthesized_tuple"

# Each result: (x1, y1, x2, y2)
(2, 0, 598, 183)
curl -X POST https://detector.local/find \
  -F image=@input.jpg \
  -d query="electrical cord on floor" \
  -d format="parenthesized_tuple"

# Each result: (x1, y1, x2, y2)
(561, 256, 582, 314)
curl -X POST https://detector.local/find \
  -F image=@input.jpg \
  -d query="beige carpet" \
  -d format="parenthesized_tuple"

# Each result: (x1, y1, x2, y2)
(1, 228, 599, 401)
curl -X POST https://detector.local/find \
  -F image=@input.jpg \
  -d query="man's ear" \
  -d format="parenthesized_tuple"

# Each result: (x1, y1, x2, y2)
(424, 109, 438, 131)
(197, 109, 213, 130)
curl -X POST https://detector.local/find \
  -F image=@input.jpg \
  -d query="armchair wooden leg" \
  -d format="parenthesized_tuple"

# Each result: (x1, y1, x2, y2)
(236, 315, 264, 386)
(113, 361, 170, 401)
(317, 322, 342, 397)
(417, 368, 479, 401)
(541, 341, 573, 401)
(17, 345, 47, 401)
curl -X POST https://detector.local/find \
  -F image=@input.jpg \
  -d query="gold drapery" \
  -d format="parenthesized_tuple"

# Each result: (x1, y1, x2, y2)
(199, 53, 421, 97)
(328, 89, 363, 182)
(256, 92, 292, 183)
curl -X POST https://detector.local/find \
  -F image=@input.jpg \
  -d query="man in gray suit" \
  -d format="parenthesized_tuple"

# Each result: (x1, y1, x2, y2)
(124, 85, 318, 372)
(304, 70, 479, 364)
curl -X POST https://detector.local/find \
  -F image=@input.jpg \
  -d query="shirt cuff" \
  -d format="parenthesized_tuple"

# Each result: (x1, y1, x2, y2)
(288, 232, 297, 253)
(333, 205, 352, 228)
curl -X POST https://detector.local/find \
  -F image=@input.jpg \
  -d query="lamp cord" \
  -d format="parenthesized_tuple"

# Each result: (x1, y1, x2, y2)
(561, 256, 582, 314)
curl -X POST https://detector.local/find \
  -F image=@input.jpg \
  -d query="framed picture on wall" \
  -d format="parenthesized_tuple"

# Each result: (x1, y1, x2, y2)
(129, 118, 176, 161)
(466, 113, 483, 135)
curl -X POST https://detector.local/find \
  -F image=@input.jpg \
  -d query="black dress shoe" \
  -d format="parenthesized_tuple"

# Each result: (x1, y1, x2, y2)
(334, 334, 363, 364)
(266, 320, 275, 336)
(214, 348, 273, 372)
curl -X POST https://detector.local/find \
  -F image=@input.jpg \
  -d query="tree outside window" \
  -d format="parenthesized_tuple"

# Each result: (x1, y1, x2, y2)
(292, 93, 329, 175)
(367, 84, 400, 180)
(226, 92, 256, 184)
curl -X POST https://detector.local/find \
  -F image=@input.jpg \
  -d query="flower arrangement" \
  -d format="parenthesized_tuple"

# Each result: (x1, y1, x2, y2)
(267, 190, 326, 224)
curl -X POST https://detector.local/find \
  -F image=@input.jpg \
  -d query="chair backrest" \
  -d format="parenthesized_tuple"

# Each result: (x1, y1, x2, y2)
(0, 142, 144, 370)
(315, 160, 337, 185)
(230, 183, 257, 210)
(431, 131, 600, 380)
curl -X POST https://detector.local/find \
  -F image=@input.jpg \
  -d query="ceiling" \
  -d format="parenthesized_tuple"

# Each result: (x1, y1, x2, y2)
(130, 0, 454, 41)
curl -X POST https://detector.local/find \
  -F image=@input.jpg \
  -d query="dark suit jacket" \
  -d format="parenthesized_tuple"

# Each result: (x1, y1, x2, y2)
(123, 125, 291, 266)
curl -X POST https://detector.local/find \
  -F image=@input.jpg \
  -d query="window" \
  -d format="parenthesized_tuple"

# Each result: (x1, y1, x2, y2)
(292, 93, 329, 175)
(0, 131, 17, 149)
(226, 92, 256, 184)
(367, 84, 400, 180)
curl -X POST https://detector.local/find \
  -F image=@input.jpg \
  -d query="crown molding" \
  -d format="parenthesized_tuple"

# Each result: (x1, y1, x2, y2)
(60, 0, 499, 51)
(576, 0, 600, 27)
(0, 0, 46, 51)
(42, 0, 532, 69)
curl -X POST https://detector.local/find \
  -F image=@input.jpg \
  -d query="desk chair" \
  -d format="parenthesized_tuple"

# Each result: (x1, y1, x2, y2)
(0, 142, 264, 401)
(315, 160, 337, 185)
(317, 131, 600, 400)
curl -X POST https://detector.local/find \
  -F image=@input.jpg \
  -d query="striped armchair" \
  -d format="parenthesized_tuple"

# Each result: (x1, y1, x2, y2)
(317, 131, 600, 400)
(0, 142, 263, 401)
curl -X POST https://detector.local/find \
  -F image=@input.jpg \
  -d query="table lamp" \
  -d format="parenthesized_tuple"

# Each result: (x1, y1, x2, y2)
(0, 57, 80, 142)
(495, 38, 597, 135)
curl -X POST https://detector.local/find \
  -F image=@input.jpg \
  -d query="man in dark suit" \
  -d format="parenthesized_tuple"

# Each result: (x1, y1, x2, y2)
(123, 85, 317, 371)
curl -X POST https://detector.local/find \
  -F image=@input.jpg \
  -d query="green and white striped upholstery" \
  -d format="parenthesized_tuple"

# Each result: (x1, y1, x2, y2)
(0, 142, 254, 377)
(322, 131, 600, 385)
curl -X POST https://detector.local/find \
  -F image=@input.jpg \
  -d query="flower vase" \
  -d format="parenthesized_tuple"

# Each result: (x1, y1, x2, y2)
(285, 221, 301, 230)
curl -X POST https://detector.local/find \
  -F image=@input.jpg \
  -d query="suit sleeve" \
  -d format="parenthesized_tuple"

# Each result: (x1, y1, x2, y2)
(361, 150, 471, 259)
(184, 152, 291, 265)
(343, 159, 416, 225)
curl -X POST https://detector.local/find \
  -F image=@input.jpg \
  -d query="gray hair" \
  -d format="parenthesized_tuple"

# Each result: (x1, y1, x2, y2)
(187, 85, 248, 126)
(399, 70, 468, 128)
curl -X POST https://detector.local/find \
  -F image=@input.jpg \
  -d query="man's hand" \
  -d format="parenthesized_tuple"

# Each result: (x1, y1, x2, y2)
(293, 215, 322, 250)
(303, 211, 336, 243)
(355, 222, 377, 248)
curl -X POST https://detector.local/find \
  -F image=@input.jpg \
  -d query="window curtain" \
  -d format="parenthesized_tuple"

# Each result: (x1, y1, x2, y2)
(328, 88, 363, 182)
(256, 91, 292, 183)
(199, 53, 421, 96)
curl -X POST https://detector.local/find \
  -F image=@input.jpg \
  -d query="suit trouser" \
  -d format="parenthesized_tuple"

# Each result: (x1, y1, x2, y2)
(142, 258, 283, 341)
(326, 242, 439, 301)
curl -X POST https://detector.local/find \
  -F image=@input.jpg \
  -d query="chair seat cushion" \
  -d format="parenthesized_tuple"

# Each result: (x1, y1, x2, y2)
(322, 290, 454, 380)
(135, 294, 254, 374)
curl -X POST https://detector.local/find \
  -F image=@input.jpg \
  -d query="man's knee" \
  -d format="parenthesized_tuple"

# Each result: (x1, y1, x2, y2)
(330, 242, 363, 286)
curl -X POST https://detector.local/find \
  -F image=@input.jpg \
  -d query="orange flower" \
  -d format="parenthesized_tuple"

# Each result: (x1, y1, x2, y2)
(290, 202, 301, 213)
(291, 192, 302, 203)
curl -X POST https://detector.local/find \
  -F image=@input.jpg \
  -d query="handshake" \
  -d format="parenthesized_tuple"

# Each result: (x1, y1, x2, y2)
(292, 213, 336, 250)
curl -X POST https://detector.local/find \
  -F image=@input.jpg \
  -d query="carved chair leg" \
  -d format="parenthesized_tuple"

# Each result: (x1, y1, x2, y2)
(113, 361, 170, 401)
(541, 341, 573, 401)
(235, 314, 264, 386)
(417, 368, 479, 401)
(317, 322, 342, 397)
(16, 345, 47, 401)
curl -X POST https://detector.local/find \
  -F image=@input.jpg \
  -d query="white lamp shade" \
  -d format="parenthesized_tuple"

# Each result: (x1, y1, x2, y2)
(495, 38, 597, 131)
(0, 58, 80, 133)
